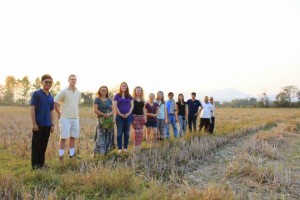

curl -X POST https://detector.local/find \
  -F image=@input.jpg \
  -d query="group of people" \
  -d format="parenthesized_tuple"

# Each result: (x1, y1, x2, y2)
(30, 74, 216, 169)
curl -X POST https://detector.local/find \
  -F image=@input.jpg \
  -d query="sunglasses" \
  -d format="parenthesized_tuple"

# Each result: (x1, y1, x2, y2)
(43, 81, 53, 84)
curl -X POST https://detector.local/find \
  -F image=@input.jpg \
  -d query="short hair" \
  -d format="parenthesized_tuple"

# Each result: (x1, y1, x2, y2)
(191, 92, 196, 96)
(168, 92, 174, 96)
(41, 74, 53, 82)
(68, 74, 76, 80)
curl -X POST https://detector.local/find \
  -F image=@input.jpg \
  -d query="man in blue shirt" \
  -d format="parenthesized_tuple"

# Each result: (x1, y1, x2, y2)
(30, 74, 54, 169)
(165, 92, 178, 138)
(186, 92, 201, 133)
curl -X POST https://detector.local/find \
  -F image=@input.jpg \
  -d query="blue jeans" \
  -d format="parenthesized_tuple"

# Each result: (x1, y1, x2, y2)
(166, 114, 178, 139)
(178, 115, 187, 137)
(116, 115, 132, 150)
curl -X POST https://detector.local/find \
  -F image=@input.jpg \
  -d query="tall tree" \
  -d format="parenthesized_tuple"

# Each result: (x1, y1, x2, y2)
(32, 77, 41, 90)
(16, 76, 31, 105)
(3, 76, 17, 105)
(258, 90, 270, 108)
(275, 85, 298, 107)
(81, 91, 94, 105)
(0, 84, 5, 104)
(51, 81, 61, 97)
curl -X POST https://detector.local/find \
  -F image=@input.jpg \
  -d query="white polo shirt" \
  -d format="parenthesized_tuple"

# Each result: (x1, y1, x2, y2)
(200, 102, 213, 118)
(54, 87, 81, 118)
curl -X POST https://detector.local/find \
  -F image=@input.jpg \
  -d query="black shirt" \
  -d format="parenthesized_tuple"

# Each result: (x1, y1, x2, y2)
(176, 101, 186, 116)
(132, 100, 145, 115)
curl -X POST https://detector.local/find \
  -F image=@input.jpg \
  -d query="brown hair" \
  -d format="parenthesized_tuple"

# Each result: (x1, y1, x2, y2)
(118, 82, 131, 98)
(132, 86, 145, 101)
(68, 74, 76, 80)
(41, 74, 53, 82)
(156, 91, 165, 104)
(177, 93, 185, 104)
(97, 86, 109, 98)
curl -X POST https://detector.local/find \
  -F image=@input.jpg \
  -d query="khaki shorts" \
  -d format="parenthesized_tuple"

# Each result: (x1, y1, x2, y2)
(59, 118, 80, 139)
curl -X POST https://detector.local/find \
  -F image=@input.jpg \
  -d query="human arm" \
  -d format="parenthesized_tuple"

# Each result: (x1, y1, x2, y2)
(54, 102, 61, 119)
(50, 110, 54, 133)
(30, 105, 38, 131)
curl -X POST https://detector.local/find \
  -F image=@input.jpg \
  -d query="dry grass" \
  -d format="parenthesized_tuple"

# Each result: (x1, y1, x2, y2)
(1, 106, 300, 199)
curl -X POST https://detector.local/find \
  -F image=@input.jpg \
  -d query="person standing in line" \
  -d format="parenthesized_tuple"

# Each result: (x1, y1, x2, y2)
(176, 94, 188, 137)
(165, 92, 178, 139)
(131, 86, 147, 148)
(198, 96, 213, 133)
(209, 97, 215, 134)
(30, 74, 54, 169)
(145, 93, 159, 145)
(155, 91, 168, 140)
(113, 82, 134, 154)
(93, 86, 114, 156)
(186, 92, 201, 133)
(54, 74, 81, 162)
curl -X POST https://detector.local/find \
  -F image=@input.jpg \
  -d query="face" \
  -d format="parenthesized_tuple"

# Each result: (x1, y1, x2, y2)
(120, 83, 127, 92)
(209, 97, 214, 103)
(157, 92, 163, 99)
(68, 75, 77, 87)
(149, 93, 155, 101)
(178, 94, 184, 101)
(192, 94, 196, 99)
(135, 87, 142, 96)
(168, 94, 174, 99)
(204, 96, 209, 102)
(42, 78, 53, 90)
(100, 87, 108, 96)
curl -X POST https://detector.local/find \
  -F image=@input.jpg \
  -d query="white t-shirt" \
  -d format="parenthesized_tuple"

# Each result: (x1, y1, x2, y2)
(200, 102, 213, 118)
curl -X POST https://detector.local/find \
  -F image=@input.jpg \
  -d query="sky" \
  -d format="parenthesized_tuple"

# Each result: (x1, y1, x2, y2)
(0, 0, 299, 97)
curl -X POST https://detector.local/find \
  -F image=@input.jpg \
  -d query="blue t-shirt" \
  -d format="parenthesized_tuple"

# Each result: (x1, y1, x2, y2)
(187, 99, 201, 117)
(94, 98, 112, 113)
(30, 89, 54, 126)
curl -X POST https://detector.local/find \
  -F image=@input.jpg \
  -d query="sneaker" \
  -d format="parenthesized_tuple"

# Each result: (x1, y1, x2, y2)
(69, 153, 76, 159)
(123, 149, 129, 153)
(59, 156, 64, 162)
(117, 149, 122, 154)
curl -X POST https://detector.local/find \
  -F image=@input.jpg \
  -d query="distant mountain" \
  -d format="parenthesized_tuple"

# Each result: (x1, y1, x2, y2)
(181, 88, 254, 102)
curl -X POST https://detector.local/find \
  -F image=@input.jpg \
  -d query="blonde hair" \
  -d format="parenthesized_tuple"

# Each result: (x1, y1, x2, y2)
(132, 86, 145, 102)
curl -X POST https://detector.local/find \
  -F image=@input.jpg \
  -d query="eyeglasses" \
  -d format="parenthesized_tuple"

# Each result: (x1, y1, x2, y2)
(43, 81, 53, 84)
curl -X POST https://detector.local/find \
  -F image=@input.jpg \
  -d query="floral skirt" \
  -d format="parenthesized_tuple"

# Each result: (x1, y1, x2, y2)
(132, 114, 145, 146)
(94, 124, 114, 154)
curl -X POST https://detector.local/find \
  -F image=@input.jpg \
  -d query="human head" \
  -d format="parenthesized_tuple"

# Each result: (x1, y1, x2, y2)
(148, 93, 155, 102)
(97, 86, 109, 98)
(68, 74, 77, 87)
(118, 82, 130, 98)
(204, 96, 209, 103)
(209, 97, 214, 103)
(41, 74, 53, 90)
(168, 92, 174, 100)
(191, 92, 196, 100)
(132, 86, 144, 101)
(178, 93, 184, 102)
(156, 91, 165, 104)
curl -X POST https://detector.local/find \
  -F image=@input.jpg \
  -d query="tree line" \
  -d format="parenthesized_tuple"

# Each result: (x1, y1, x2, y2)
(0, 76, 299, 107)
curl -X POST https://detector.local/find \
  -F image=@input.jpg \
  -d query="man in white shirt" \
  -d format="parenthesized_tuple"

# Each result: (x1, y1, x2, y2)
(209, 97, 215, 134)
(54, 74, 81, 161)
(198, 96, 213, 133)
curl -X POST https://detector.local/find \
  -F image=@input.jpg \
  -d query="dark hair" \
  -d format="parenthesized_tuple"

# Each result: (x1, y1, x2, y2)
(97, 86, 109, 98)
(168, 92, 174, 96)
(191, 92, 196, 96)
(118, 82, 131, 98)
(41, 74, 53, 82)
(177, 93, 185, 104)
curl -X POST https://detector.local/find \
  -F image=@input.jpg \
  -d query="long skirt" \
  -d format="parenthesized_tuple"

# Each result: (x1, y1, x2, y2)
(156, 118, 166, 140)
(132, 114, 145, 146)
(94, 124, 114, 154)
